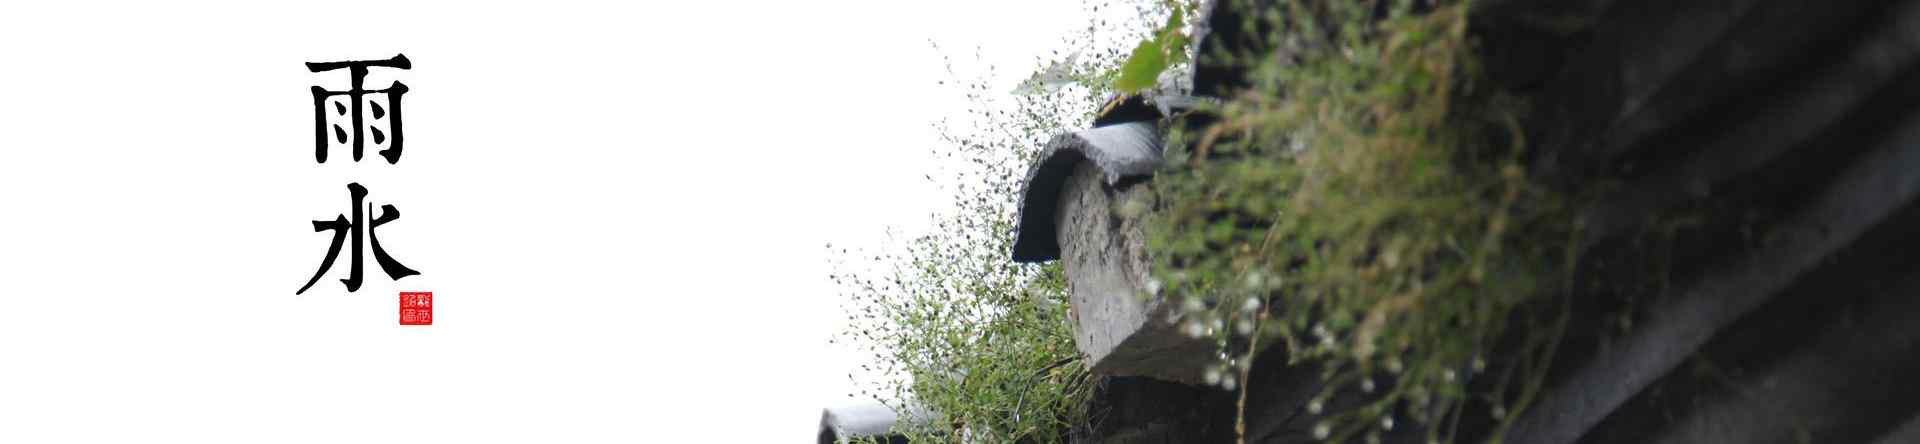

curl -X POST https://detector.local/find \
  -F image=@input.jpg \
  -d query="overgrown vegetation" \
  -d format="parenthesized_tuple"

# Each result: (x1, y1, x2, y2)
(838, 0, 1593, 442)
(831, 3, 1168, 442)
(1148, 1, 1580, 442)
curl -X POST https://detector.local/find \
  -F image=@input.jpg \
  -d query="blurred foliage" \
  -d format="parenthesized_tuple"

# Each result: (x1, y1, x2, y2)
(1113, 1, 1193, 93)
(840, 0, 1587, 442)
(1148, 1, 1579, 443)
(832, 2, 1170, 442)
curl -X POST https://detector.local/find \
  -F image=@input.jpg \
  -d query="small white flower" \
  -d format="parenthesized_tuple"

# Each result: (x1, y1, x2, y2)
(1360, 378, 1376, 393)
(1236, 319, 1256, 335)
(1183, 320, 1206, 338)
(1366, 432, 1381, 444)
(1385, 358, 1404, 374)
(1307, 398, 1325, 415)
(1183, 297, 1206, 313)
(1204, 367, 1223, 385)
(1380, 416, 1394, 431)
(1144, 278, 1164, 297)
(1472, 356, 1487, 372)
(1492, 404, 1507, 419)
(1442, 369, 1457, 383)
(1312, 422, 1331, 440)
(1242, 296, 1263, 312)
(1243, 272, 1266, 291)
(1221, 375, 1237, 391)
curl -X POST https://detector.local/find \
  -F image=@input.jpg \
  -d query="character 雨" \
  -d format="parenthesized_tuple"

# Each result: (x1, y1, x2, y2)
(308, 54, 410, 164)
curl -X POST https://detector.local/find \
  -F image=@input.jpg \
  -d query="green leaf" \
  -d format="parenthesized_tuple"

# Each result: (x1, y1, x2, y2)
(1161, 8, 1189, 64)
(1114, 40, 1168, 93)
(1113, 7, 1188, 94)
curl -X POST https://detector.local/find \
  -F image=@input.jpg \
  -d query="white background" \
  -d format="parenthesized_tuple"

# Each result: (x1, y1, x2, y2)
(0, 1, 1093, 442)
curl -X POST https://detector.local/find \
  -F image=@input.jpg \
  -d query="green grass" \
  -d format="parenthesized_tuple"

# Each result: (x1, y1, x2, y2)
(1145, 1, 1581, 442)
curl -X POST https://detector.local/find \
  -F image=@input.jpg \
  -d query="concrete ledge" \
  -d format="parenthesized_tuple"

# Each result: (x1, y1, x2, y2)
(1012, 122, 1164, 263)
(1055, 162, 1214, 385)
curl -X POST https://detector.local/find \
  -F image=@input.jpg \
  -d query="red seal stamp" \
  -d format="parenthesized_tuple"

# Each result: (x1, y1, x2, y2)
(400, 292, 432, 325)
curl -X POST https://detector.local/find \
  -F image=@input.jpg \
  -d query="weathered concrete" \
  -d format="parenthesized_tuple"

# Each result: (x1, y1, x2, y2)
(1055, 161, 1215, 385)
(1005, 118, 1219, 383)
(817, 401, 918, 444)
(1013, 122, 1167, 263)
(1072, 376, 1239, 444)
